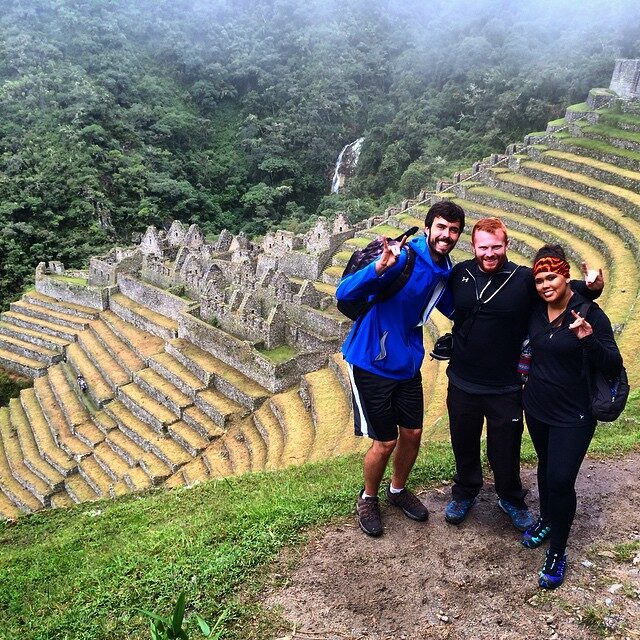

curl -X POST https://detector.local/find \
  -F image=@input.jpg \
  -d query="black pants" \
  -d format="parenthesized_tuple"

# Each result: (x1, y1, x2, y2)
(447, 383, 527, 507)
(525, 413, 596, 553)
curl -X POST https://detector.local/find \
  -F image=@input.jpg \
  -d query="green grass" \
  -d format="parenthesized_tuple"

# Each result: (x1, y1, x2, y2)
(0, 396, 638, 640)
(256, 345, 297, 363)
(566, 102, 591, 113)
(50, 274, 88, 285)
(547, 118, 566, 127)
(597, 109, 640, 129)
(554, 136, 640, 163)
(582, 123, 640, 144)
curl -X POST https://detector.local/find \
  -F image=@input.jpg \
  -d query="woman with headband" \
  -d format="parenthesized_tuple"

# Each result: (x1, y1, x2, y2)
(522, 244, 622, 589)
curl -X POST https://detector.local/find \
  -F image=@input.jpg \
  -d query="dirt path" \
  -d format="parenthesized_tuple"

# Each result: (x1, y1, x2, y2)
(264, 452, 640, 639)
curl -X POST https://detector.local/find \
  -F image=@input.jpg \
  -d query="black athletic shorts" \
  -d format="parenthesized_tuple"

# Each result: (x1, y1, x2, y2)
(347, 363, 424, 441)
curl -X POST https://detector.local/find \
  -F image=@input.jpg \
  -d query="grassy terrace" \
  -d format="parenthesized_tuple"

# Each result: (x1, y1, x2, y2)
(580, 123, 640, 144)
(553, 134, 640, 163)
(542, 149, 640, 182)
(0, 394, 638, 640)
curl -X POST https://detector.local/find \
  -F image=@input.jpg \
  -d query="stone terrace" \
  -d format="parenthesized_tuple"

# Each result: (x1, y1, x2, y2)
(1, 68, 640, 518)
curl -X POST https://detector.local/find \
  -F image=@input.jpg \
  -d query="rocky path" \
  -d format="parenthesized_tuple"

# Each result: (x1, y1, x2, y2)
(265, 452, 640, 640)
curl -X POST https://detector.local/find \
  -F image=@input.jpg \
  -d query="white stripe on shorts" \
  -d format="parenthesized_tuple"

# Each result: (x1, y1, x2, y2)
(347, 362, 369, 438)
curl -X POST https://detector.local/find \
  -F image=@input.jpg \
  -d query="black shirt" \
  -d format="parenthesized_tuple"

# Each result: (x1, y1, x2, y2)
(522, 292, 622, 426)
(447, 259, 600, 394)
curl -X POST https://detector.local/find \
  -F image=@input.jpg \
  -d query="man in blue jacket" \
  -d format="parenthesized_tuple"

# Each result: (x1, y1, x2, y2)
(336, 200, 465, 537)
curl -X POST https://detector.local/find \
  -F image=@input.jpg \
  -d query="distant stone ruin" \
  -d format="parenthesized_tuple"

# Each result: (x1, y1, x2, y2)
(610, 59, 640, 100)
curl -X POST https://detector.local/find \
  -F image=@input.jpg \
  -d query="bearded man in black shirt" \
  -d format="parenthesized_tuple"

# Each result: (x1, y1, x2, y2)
(443, 217, 603, 530)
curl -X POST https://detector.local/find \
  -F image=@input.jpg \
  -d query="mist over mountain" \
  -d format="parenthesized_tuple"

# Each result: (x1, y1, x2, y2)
(1, 0, 639, 305)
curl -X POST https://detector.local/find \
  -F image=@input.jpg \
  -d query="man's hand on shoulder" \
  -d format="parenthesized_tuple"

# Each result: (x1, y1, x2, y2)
(581, 261, 604, 292)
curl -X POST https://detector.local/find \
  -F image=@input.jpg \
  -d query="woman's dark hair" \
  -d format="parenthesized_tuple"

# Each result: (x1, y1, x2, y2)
(533, 243, 567, 264)
(424, 200, 465, 233)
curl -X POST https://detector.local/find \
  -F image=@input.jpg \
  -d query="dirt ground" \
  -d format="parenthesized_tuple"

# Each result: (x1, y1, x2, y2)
(264, 452, 640, 640)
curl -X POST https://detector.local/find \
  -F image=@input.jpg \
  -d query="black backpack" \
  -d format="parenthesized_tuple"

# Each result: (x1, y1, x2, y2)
(580, 303, 630, 422)
(336, 227, 419, 321)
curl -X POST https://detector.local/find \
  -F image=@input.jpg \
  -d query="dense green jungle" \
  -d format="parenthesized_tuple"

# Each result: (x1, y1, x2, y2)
(1, 0, 640, 309)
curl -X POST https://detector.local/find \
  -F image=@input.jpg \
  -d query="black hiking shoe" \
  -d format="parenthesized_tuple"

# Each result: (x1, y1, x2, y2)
(498, 498, 535, 532)
(522, 518, 551, 549)
(385, 486, 429, 522)
(357, 490, 383, 537)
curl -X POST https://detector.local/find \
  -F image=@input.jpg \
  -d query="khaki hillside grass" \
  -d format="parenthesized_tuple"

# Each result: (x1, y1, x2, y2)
(0, 394, 638, 640)
(543, 149, 640, 182)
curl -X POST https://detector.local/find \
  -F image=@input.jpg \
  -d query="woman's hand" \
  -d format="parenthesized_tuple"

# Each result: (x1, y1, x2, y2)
(375, 235, 407, 275)
(569, 309, 593, 339)
(580, 261, 604, 291)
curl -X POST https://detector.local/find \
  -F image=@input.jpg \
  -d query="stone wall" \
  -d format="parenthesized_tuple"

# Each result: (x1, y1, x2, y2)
(609, 59, 640, 100)
(35, 267, 113, 310)
(117, 274, 199, 318)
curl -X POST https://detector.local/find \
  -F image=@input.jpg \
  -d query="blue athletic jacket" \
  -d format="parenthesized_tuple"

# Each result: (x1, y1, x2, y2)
(336, 235, 454, 380)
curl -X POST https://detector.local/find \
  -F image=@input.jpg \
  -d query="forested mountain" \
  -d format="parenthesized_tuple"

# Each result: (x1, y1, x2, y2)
(1, 0, 639, 306)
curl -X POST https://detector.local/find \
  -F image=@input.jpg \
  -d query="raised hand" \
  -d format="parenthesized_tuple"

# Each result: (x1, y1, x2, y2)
(375, 235, 407, 275)
(569, 309, 593, 340)
(580, 261, 604, 292)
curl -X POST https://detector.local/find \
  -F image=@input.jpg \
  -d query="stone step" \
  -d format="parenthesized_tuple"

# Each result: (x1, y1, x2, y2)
(328, 353, 351, 397)
(23, 291, 100, 320)
(0, 492, 22, 520)
(195, 388, 246, 428)
(181, 457, 209, 487)
(77, 329, 131, 390)
(117, 383, 180, 433)
(0, 333, 62, 365)
(236, 418, 267, 472)
(0, 408, 43, 513)
(322, 265, 343, 286)
(0, 407, 52, 506)
(0, 311, 79, 341)
(182, 405, 225, 440)
(93, 441, 131, 481)
(163, 471, 185, 489)
(167, 338, 270, 409)
(148, 352, 206, 399)
(579, 123, 640, 153)
(487, 171, 640, 255)
(202, 440, 233, 478)
(0, 321, 68, 352)
(123, 466, 152, 492)
(537, 149, 640, 193)
(0, 347, 48, 378)
(89, 320, 145, 375)
(33, 374, 93, 459)
(104, 400, 191, 472)
(78, 456, 127, 498)
(518, 160, 640, 220)
(270, 389, 315, 467)
(19, 387, 77, 476)
(252, 403, 284, 471)
(103, 424, 146, 467)
(64, 474, 99, 504)
(50, 491, 75, 510)
(304, 368, 352, 462)
(166, 421, 209, 457)
(139, 451, 173, 485)
(109, 293, 178, 341)
(10, 399, 66, 490)
(65, 342, 114, 407)
(10, 300, 90, 331)
(92, 410, 118, 437)
(133, 368, 191, 417)
(100, 310, 165, 361)
(552, 135, 640, 172)
(223, 423, 252, 476)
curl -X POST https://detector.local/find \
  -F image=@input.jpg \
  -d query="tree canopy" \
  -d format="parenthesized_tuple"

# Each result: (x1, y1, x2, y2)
(1, 0, 639, 306)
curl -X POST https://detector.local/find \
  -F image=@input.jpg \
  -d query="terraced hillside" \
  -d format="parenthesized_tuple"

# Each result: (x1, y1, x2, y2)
(1, 91, 639, 520)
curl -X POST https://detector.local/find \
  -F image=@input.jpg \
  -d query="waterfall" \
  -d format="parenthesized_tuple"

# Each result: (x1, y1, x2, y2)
(331, 137, 364, 194)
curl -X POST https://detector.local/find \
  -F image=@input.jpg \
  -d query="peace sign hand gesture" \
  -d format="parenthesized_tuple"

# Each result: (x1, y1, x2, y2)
(569, 309, 593, 340)
(375, 235, 407, 275)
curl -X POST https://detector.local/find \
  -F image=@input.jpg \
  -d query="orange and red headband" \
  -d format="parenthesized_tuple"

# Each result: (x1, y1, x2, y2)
(533, 256, 570, 279)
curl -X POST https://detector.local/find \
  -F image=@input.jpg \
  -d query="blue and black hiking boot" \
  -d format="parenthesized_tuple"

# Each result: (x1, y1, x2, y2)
(498, 498, 535, 532)
(444, 497, 476, 525)
(539, 550, 567, 589)
(522, 518, 551, 549)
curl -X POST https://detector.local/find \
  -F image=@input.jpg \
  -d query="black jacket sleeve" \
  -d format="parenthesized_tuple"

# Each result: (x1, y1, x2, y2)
(581, 306, 623, 379)
(571, 279, 602, 301)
